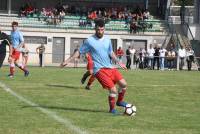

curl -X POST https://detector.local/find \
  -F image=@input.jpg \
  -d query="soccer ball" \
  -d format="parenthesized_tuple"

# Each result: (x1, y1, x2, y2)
(124, 104, 136, 116)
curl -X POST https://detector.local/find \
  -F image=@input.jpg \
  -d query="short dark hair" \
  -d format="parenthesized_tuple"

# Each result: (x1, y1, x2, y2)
(12, 21, 18, 26)
(95, 18, 105, 27)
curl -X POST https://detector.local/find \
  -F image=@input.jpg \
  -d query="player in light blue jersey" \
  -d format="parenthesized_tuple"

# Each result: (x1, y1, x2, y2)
(8, 21, 29, 78)
(60, 18, 132, 115)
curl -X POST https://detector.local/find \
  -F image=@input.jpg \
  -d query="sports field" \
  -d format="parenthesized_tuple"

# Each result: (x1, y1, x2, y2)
(0, 67, 200, 134)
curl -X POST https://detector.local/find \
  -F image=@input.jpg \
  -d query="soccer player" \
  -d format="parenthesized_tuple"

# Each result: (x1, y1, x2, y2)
(81, 53, 95, 90)
(60, 18, 130, 114)
(8, 21, 29, 78)
(0, 25, 12, 68)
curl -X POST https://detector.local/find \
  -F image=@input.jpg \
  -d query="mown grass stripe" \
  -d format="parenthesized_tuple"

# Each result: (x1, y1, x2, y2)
(0, 81, 89, 134)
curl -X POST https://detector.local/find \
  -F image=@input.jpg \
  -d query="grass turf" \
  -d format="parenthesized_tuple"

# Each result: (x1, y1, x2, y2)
(0, 66, 200, 134)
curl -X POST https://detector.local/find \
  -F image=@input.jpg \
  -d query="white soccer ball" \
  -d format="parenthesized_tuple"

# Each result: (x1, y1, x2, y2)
(124, 104, 136, 116)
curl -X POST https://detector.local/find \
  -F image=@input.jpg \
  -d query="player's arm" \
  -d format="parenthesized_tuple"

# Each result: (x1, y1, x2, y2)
(60, 50, 80, 68)
(110, 51, 127, 70)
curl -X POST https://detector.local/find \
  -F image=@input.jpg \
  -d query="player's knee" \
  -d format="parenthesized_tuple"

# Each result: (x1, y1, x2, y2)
(119, 80, 127, 89)
(109, 87, 118, 94)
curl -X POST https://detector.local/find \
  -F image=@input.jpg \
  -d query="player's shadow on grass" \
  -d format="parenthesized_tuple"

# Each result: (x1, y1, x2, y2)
(22, 105, 107, 113)
(46, 84, 82, 90)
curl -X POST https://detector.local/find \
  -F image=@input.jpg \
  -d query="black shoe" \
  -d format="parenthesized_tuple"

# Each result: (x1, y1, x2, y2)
(85, 85, 91, 90)
(24, 71, 29, 77)
(8, 74, 14, 78)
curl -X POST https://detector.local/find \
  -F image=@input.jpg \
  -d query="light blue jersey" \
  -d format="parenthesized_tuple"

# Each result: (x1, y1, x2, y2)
(79, 35, 113, 74)
(11, 30, 24, 49)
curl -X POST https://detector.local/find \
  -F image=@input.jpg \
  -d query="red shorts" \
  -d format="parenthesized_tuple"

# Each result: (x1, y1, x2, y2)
(95, 68, 123, 89)
(12, 49, 21, 61)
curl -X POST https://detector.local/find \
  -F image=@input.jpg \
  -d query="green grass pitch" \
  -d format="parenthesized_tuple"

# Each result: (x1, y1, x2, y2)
(0, 67, 200, 134)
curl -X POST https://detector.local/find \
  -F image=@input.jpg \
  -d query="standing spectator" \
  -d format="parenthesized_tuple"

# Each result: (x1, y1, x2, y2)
(116, 46, 124, 62)
(21, 44, 29, 70)
(126, 46, 131, 69)
(9, 21, 29, 77)
(178, 45, 186, 70)
(186, 47, 194, 71)
(147, 44, 155, 69)
(134, 50, 140, 69)
(60, 18, 130, 114)
(36, 44, 45, 67)
(167, 48, 176, 70)
(159, 46, 167, 70)
(73, 45, 80, 68)
(0, 26, 12, 68)
(138, 48, 146, 69)
(153, 45, 160, 70)
(130, 47, 136, 68)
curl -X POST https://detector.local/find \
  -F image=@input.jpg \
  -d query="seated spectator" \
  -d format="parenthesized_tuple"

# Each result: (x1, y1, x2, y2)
(143, 9, 150, 20)
(130, 19, 137, 34)
(59, 10, 65, 22)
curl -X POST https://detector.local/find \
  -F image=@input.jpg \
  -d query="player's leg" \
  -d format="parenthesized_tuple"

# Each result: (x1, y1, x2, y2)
(116, 78, 127, 107)
(14, 55, 29, 77)
(81, 70, 91, 84)
(13, 51, 29, 77)
(111, 68, 128, 107)
(108, 86, 118, 113)
(95, 68, 118, 114)
(85, 75, 95, 90)
(23, 55, 28, 70)
(9, 58, 15, 77)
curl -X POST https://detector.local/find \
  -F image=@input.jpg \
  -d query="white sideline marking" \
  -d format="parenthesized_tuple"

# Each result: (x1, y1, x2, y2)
(0, 82, 89, 134)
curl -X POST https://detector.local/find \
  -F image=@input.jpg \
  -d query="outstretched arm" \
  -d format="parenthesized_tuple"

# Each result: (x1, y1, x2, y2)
(60, 50, 80, 68)
(110, 51, 127, 70)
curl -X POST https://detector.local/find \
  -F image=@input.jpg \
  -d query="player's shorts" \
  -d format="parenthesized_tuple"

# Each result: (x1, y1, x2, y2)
(11, 49, 21, 61)
(95, 68, 123, 89)
(87, 61, 93, 70)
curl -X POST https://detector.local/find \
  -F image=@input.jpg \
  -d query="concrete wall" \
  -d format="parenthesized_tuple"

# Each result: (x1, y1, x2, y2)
(4, 29, 167, 66)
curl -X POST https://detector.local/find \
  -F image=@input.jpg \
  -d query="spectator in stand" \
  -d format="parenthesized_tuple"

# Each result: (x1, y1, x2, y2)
(116, 47, 124, 62)
(59, 10, 65, 22)
(186, 47, 194, 71)
(178, 45, 186, 70)
(130, 19, 137, 34)
(143, 9, 150, 20)
(147, 44, 155, 69)
(159, 46, 167, 71)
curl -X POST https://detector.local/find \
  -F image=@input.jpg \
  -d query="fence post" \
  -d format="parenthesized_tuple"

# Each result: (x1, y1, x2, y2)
(177, 56, 179, 70)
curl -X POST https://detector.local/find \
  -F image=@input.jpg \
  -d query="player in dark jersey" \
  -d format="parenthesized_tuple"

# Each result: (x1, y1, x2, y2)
(0, 26, 12, 68)
(81, 53, 95, 90)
